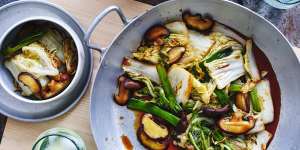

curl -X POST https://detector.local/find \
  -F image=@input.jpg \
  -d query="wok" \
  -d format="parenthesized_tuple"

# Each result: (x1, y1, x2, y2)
(90, 0, 300, 149)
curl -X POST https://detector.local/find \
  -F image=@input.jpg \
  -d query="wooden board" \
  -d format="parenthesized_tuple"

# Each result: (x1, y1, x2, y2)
(0, 0, 151, 150)
(0, 0, 299, 150)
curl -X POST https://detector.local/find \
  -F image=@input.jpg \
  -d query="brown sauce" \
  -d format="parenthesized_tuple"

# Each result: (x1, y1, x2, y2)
(121, 135, 133, 150)
(131, 46, 281, 146)
(253, 44, 281, 138)
(130, 22, 281, 148)
(225, 22, 281, 140)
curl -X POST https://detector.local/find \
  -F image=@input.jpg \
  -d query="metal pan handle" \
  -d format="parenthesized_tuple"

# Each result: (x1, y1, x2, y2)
(84, 6, 129, 54)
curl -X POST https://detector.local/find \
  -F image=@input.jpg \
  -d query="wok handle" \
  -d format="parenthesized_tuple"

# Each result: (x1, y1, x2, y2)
(84, 5, 129, 54)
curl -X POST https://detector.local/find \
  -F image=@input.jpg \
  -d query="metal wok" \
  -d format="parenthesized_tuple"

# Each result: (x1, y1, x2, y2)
(90, 0, 300, 149)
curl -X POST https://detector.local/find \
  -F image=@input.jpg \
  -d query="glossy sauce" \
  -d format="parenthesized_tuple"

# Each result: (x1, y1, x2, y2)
(253, 44, 281, 138)
(227, 23, 281, 140)
(121, 135, 133, 150)
(130, 23, 281, 148)
(131, 46, 281, 147)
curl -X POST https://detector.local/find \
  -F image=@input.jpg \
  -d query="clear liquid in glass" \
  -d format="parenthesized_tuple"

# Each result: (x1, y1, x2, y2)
(264, 0, 300, 9)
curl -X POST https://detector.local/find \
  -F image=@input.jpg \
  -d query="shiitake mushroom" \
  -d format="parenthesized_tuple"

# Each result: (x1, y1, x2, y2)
(167, 47, 185, 64)
(182, 11, 214, 33)
(124, 78, 143, 90)
(137, 114, 169, 150)
(42, 79, 70, 99)
(114, 76, 130, 106)
(235, 92, 250, 113)
(18, 72, 41, 94)
(218, 112, 255, 135)
(202, 105, 230, 117)
(137, 128, 167, 150)
(141, 114, 169, 140)
(144, 25, 170, 42)
(114, 75, 143, 105)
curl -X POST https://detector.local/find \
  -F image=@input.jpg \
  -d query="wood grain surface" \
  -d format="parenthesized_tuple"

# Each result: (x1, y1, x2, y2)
(0, 0, 151, 149)
(0, 0, 299, 150)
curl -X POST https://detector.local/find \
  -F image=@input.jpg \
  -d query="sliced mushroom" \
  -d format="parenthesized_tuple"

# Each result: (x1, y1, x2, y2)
(47, 80, 68, 92)
(202, 105, 230, 117)
(145, 25, 169, 41)
(141, 114, 169, 140)
(182, 11, 214, 32)
(18, 72, 41, 94)
(124, 78, 143, 90)
(137, 127, 167, 150)
(114, 76, 130, 106)
(218, 112, 255, 135)
(235, 92, 250, 112)
(42, 79, 69, 98)
(167, 47, 185, 64)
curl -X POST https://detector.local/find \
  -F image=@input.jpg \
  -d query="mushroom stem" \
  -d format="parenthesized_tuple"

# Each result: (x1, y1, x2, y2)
(114, 76, 130, 106)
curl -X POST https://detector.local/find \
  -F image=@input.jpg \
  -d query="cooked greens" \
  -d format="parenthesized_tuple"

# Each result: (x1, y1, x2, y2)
(1, 31, 45, 57)
(114, 11, 276, 150)
(2, 24, 77, 100)
(127, 98, 180, 126)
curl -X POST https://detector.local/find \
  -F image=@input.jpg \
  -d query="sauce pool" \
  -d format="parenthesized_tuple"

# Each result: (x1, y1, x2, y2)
(253, 44, 281, 139)
(121, 135, 133, 150)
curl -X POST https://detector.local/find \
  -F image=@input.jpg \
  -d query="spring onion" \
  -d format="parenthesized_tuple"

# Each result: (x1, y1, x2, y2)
(205, 48, 233, 63)
(229, 84, 242, 92)
(1, 31, 45, 57)
(215, 89, 230, 106)
(156, 64, 182, 113)
(127, 98, 180, 126)
(250, 88, 262, 112)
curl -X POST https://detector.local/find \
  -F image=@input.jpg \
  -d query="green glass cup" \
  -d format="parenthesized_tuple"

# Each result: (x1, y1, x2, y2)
(32, 128, 86, 150)
(264, 0, 300, 9)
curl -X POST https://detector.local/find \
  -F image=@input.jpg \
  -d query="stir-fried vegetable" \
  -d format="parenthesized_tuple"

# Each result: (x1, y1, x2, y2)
(179, 30, 214, 63)
(133, 45, 161, 64)
(214, 89, 230, 106)
(188, 116, 214, 150)
(2, 24, 78, 99)
(122, 57, 160, 83)
(113, 12, 277, 150)
(156, 64, 182, 113)
(229, 83, 242, 92)
(1, 31, 45, 57)
(256, 80, 274, 124)
(127, 99, 180, 126)
(204, 48, 245, 89)
(205, 48, 233, 63)
(250, 88, 262, 112)
(246, 130, 272, 150)
(244, 39, 260, 82)
(168, 66, 193, 105)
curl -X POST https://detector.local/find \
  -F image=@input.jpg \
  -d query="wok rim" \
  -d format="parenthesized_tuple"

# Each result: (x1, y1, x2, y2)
(89, 0, 298, 149)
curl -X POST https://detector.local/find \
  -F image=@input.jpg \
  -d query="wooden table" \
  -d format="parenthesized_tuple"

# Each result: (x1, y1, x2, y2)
(0, 0, 299, 149)
(0, 0, 151, 149)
